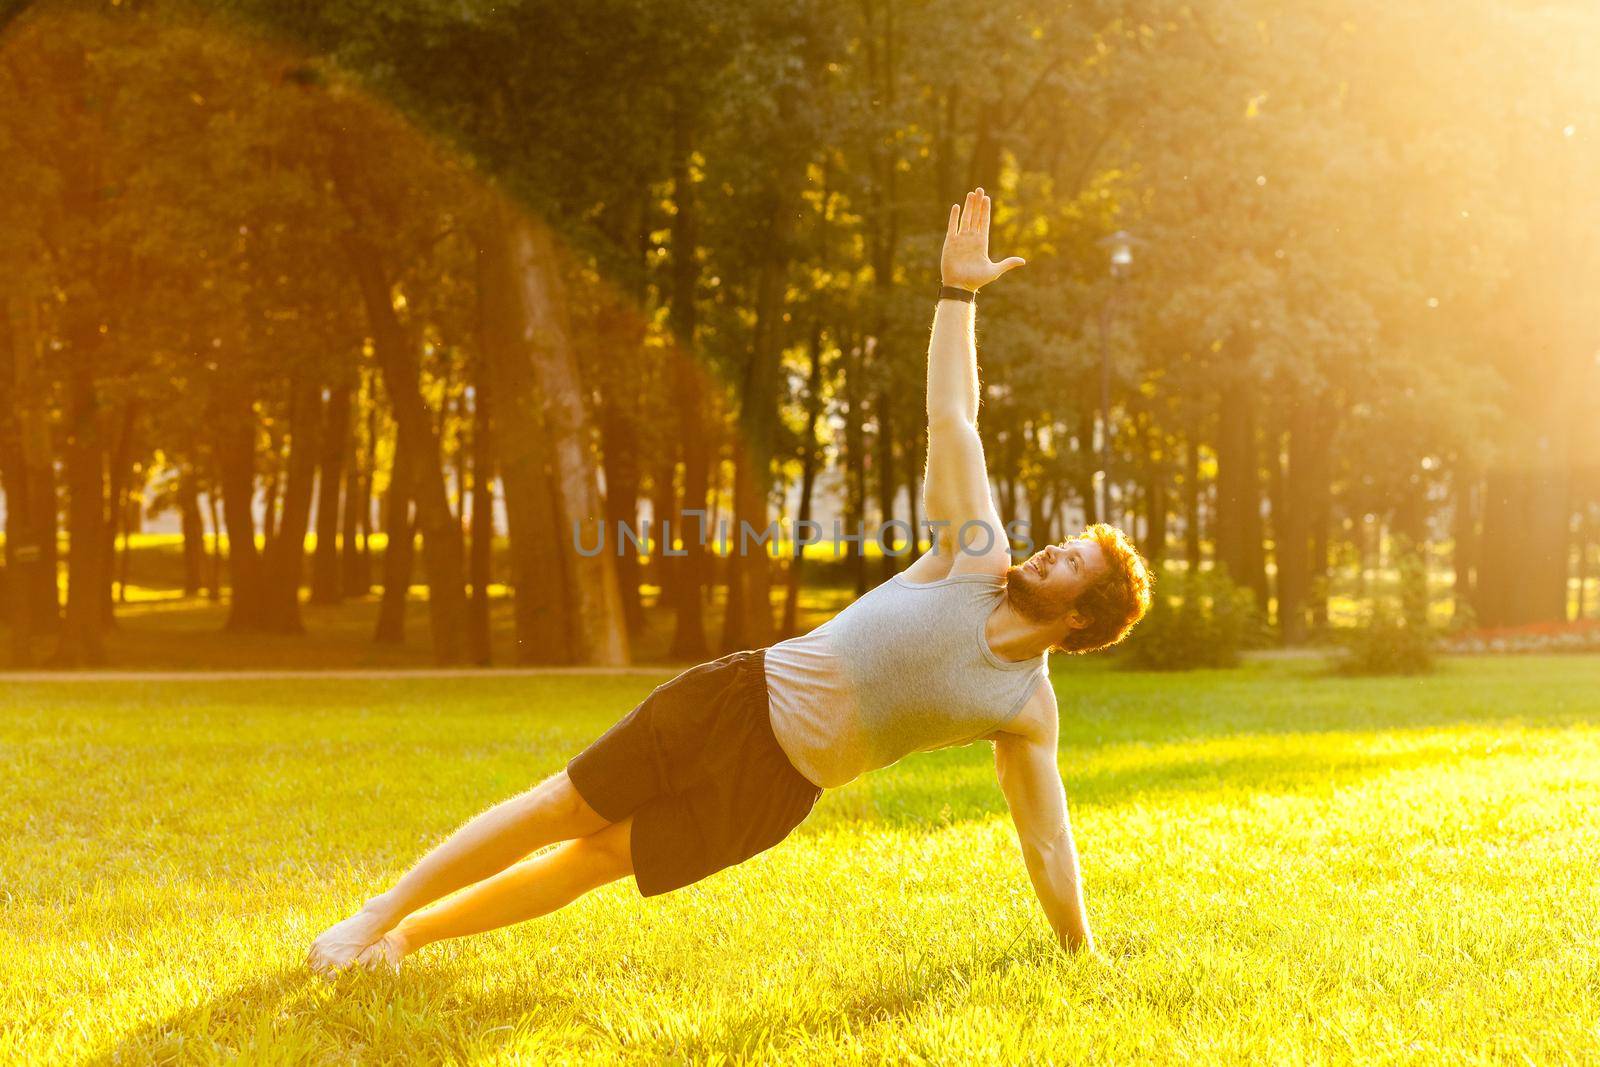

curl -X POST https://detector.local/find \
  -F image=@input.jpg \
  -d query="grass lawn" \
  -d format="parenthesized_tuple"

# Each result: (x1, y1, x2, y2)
(3, 656, 1599, 1063)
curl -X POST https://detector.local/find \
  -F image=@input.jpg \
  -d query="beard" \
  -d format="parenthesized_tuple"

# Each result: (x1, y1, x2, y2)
(1004, 561, 1076, 625)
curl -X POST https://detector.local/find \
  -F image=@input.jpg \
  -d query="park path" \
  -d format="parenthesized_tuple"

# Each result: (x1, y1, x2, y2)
(0, 665, 683, 682)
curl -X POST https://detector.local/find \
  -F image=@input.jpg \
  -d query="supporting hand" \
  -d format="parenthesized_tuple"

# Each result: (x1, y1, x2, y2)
(941, 188, 1025, 292)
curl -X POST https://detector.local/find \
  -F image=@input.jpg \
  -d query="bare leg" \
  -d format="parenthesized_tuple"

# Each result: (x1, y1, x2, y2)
(307, 768, 610, 974)
(356, 817, 635, 972)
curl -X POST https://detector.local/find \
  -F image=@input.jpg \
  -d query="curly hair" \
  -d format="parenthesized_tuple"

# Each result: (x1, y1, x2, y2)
(1050, 523, 1155, 654)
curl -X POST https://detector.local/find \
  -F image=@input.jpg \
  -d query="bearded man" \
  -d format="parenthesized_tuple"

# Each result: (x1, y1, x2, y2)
(308, 188, 1153, 975)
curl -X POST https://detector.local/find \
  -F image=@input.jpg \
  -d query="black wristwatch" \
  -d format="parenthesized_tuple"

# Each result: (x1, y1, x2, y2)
(938, 284, 976, 303)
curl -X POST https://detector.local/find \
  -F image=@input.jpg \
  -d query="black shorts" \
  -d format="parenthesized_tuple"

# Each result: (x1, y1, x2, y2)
(565, 647, 823, 897)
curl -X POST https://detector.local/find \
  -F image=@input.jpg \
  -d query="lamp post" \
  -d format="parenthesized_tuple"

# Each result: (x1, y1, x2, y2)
(1094, 229, 1141, 526)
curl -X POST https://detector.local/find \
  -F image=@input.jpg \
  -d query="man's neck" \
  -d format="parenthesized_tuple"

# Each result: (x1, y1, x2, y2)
(985, 597, 1052, 663)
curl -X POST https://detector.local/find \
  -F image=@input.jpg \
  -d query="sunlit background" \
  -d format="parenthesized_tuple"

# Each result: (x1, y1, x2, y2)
(0, 0, 1595, 668)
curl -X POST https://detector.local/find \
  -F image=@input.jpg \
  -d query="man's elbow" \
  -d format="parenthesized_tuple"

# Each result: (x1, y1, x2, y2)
(926, 406, 973, 430)
(1025, 826, 1081, 884)
(1022, 822, 1072, 857)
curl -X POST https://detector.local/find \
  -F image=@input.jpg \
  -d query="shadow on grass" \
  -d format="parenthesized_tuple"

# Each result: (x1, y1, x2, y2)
(84, 963, 556, 1064)
(824, 925, 1068, 1036)
(87, 942, 990, 1062)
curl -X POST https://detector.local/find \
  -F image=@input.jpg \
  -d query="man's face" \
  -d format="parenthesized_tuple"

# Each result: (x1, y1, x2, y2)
(1005, 538, 1110, 630)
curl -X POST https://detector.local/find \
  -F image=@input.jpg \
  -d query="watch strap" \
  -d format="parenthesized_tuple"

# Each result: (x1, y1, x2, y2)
(938, 285, 977, 303)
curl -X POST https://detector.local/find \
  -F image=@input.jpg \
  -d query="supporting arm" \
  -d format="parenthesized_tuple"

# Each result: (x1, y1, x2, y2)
(994, 683, 1096, 953)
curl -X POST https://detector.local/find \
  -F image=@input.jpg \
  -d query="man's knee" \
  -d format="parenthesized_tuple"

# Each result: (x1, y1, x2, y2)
(529, 769, 607, 828)
(568, 819, 634, 881)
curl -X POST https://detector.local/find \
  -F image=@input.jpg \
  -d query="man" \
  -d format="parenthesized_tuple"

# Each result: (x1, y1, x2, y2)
(307, 188, 1153, 975)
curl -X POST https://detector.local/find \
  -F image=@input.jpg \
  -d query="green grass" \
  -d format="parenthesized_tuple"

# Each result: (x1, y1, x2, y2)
(4, 657, 1599, 1063)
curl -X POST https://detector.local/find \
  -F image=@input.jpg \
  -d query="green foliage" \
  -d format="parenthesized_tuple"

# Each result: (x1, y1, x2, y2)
(1336, 548, 1436, 676)
(4, 0, 1596, 661)
(1118, 566, 1266, 671)
(1335, 600, 1436, 676)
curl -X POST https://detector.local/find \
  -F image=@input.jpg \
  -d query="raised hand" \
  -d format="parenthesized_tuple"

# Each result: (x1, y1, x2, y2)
(941, 187, 1026, 292)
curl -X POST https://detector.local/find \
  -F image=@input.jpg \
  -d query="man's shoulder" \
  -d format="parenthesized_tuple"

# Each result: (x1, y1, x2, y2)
(982, 670, 1056, 744)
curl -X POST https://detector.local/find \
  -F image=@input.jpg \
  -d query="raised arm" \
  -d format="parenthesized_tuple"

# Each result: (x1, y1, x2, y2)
(918, 188, 1025, 576)
(927, 188, 1024, 425)
(992, 682, 1095, 953)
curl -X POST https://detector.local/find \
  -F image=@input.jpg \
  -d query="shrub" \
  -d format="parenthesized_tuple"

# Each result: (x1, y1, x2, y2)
(1446, 597, 1478, 635)
(1334, 547, 1435, 676)
(1119, 567, 1266, 671)
(1334, 599, 1436, 675)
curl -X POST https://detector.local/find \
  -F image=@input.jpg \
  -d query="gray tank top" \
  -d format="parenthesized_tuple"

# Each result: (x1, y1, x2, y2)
(764, 572, 1048, 789)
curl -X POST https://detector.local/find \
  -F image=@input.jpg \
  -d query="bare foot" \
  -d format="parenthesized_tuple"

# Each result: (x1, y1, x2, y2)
(355, 930, 409, 974)
(306, 903, 393, 977)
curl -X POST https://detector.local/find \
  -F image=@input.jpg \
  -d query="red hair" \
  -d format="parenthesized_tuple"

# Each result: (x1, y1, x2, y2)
(1051, 523, 1154, 654)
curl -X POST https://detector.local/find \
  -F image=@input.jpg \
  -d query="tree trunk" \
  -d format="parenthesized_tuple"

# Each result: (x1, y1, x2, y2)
(720, 183, 795, 652)
(1215, 381, 1268, 605)
(467, 354, 494, 665)
(343, 369, 375, 598)
(477, 259, 570, 665)
(668, 350, 710, 661)
(593, 194, 650, 639)
(1079, 411, 1100, 527)
(1143, 418, 1168, 570)
(967, 105, 1003, 192)
(1357, 517, 1376, 599)
(117, 478, 136, 606)
(1451, 462, 1479, 621)
(0, 434, 34, 666)
(666, 105, 708, 661)
(375, 423, 416, 644)
(783, 361, 825, 639)
(54, 368, 108, 666)
(179, 465, 205, 597)
(1276, 403, 1314, 644)
(1391, 471, 1430, 626)
(340, 445, 368, 598)
(477, 206, 624, 664)
(1525, 457, 1572, 625)
(845, 333, 868, 595)
(217, 402, 267, 631)
(876, 390, 900, 580)
(650, 450, 678, 609)
(261, 415, 285, 554)
(1477, 452, 1571, 627)
(259, 378, 322, 633)
(1183, 427, 1202, 573)
(204, 470, 223, 600)
(311, 380, 352, 605)
(596, 347, 645, 638)
(100, 404, 136, 627)
(864, 26, 903, 585)
(1576, 502, 1592, 621)
(512, 216, 628, 664)
(346, 235, 469, 664)
(911, 424, 927, 550)
(0, 318, 33, 664)
(0, 295, 59, 663)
